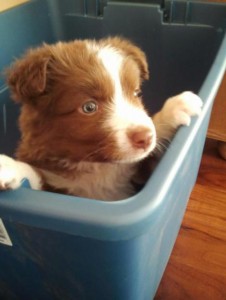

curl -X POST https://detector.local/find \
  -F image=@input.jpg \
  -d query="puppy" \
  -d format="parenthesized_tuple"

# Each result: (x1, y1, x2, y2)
(0, 37, 203, 200)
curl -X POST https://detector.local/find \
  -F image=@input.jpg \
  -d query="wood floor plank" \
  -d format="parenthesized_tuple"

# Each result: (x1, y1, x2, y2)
(155, 139, 226, 299)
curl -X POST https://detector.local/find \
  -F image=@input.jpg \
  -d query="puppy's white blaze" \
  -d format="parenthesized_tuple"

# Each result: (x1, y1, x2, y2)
(112, 99, 157, 161)
(97, 45, 123, 98)
(98, 46, 156, 161)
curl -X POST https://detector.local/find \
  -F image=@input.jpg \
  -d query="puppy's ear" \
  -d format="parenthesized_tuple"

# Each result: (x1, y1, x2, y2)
(103, 37, 149, 80)
(6, 46, 51, 103)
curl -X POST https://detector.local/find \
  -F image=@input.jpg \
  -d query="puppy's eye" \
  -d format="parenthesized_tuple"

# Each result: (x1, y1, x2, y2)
(82, 100, 98, 114)
(134, 89, 143, 98)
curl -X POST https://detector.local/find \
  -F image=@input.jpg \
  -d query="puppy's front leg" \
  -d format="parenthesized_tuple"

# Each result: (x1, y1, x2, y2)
(0, 155, 41, 190)
(133, 92, 203, 187)
(153, 91, 203, 142)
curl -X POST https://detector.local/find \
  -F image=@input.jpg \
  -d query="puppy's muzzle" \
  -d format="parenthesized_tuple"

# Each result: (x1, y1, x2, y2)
(127, 126, 154, 151)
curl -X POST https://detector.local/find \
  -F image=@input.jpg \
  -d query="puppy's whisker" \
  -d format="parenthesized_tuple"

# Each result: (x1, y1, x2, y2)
(81, 138, 113, 161)
(153, 140, 169, 156)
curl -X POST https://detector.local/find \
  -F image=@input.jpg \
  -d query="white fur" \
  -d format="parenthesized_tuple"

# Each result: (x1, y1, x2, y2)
(0, 154, 136, 200)
(40, 162, 136, 201)
(107, 97, 156, 162)
(161, 91, 202, 127)
(98, 46, 156, 162)
(153, 91, 203, 140)
(0, 155, 41, 190)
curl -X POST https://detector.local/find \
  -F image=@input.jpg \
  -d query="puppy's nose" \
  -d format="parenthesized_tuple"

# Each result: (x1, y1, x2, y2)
(127, 127, 153, 150)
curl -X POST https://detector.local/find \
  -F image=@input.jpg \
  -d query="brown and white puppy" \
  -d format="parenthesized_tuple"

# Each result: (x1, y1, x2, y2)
(0, 37, 202, 200)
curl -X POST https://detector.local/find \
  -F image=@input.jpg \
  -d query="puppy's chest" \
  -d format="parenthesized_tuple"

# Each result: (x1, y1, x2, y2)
(40, 162, 137, 201)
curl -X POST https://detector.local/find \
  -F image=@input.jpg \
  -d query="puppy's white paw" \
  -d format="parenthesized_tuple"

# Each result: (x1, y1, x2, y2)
(0, 155, 22, 190)
(163, 91, 203, 128)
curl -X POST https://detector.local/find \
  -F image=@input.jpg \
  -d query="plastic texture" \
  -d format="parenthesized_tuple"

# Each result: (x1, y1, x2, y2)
(0, 1, 226, 299)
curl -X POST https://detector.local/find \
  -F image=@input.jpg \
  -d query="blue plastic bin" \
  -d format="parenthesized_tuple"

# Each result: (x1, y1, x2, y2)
(0, 1, 226, 299)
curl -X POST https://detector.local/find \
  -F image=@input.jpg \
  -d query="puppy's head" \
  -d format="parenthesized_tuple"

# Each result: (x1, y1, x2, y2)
(7, 37, 156, 164)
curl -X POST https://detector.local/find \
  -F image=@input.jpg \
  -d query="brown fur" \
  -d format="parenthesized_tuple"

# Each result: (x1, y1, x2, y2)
(6, 37, 150, 181)
(2, 37, 202, 199)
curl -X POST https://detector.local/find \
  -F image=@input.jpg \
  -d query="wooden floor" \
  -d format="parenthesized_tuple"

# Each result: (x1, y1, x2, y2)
(155, 139, 226, 300)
